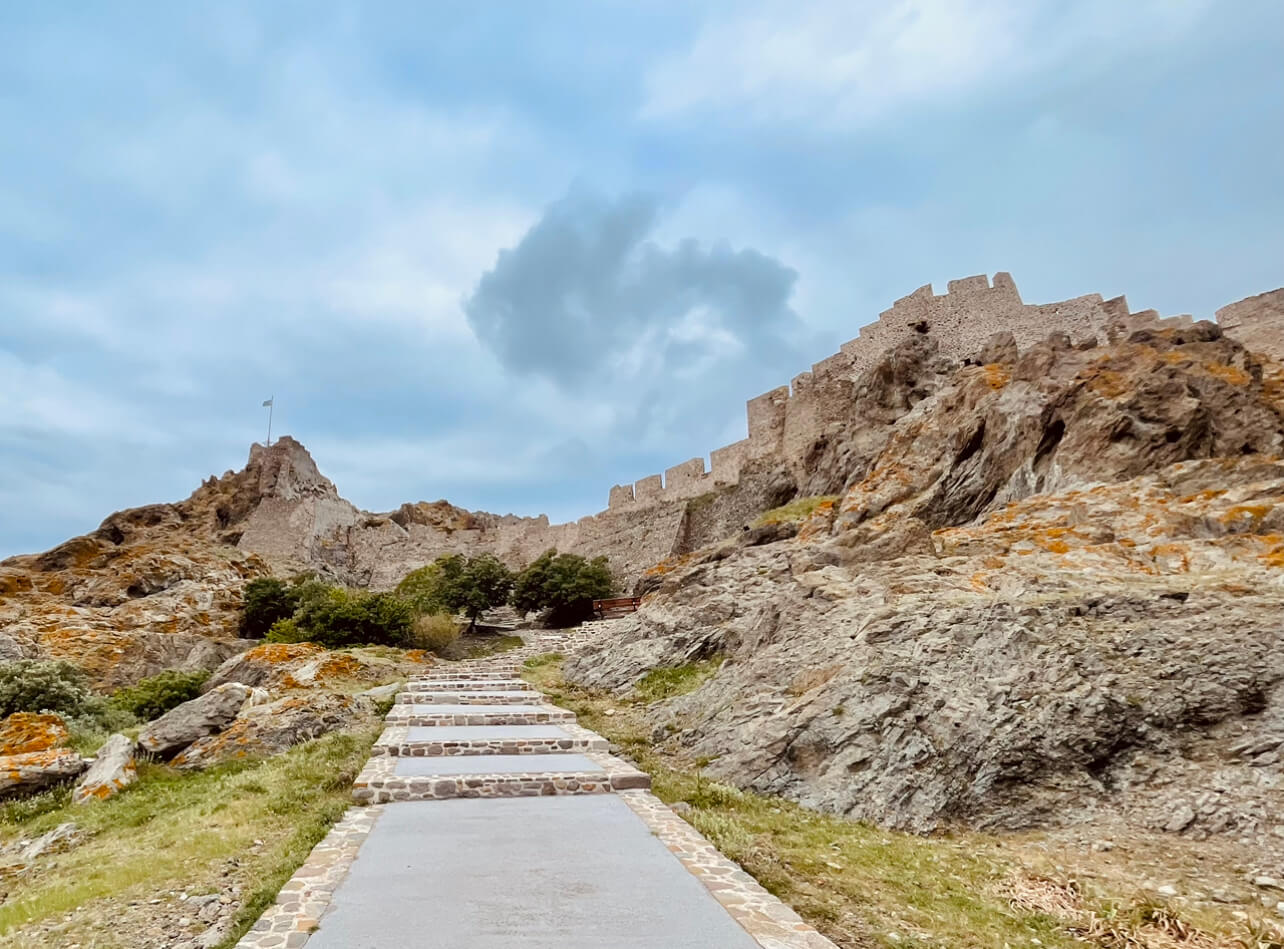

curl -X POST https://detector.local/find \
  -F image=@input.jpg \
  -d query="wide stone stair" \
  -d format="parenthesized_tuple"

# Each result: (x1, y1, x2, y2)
(237, 629, 839, 949)
(355, 649, 650, 802)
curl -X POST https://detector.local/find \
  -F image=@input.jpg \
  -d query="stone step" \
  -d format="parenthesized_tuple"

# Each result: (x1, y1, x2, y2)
(352, 752, 650, 803)
(403, 679, 534, 692)
(384, 703, 575, 727)
(393, 691, 536, 705)
(372, 723, 610, 757)
(415, 670, 522, 681)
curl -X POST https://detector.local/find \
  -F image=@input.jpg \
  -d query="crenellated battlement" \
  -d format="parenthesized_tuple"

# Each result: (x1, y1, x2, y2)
(600, 272, 1270, 514)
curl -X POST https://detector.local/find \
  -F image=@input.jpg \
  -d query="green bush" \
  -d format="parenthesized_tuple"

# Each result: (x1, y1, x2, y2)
(395, 554, 513, 629)
(271, 586, 416, 648)
(410, 613, 462, 653)
(510, 549, 614, 627)
(0, 659, 99, 719)
(109, 669, 211, 721)
(239, 577, 303, 638)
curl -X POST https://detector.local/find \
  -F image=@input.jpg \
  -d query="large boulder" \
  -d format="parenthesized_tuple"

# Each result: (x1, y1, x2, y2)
(0, 749, 87, 799)
(172, 691, 375, 769)
(0, 712, 69, 755)
(137, 682, 257, 758)
(72, 734, 137, 804)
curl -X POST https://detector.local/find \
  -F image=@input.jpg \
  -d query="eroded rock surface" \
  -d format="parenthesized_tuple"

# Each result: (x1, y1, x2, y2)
(137, 683, 258, 758)
(566, 325, 1284, 844)
(73, 734, 137, 805)
(171, 691, 375, 769)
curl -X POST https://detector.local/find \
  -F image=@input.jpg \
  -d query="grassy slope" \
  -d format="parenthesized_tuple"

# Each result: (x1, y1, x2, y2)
(524, 654, 1282, 949)
(0, 727, 379, 949)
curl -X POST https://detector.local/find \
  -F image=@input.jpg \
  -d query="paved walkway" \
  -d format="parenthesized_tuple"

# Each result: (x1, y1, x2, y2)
(236, 631, 837, 949)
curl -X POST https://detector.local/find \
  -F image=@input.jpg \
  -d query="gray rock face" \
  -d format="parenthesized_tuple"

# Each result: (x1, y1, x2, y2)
(137, 682, 254, 758)
(565, 456, 1284, 838)
(171, 690, 376, 770)
(0, 750, 88, 799)
(72, 733, 138, 805)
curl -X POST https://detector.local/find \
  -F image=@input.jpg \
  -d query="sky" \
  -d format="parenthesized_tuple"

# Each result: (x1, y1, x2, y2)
(2, 1, 1282, 558)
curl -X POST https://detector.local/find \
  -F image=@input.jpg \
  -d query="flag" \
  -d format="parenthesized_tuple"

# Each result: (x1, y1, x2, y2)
(262, 398, 273, 407)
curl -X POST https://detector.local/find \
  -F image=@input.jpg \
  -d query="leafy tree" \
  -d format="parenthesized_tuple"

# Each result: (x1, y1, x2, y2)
(510, 549, 614, 627)
(239, 577, 302, 638)
(394, 554, 513, 630)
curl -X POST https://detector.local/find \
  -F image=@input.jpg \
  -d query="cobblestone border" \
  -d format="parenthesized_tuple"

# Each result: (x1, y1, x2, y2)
(384, 703, 576, 726)
(617, 790, 839, 949)
(234, 805, 382, 949)
(371, 722, 608, 757)
(393, 690, 536, 705)
(351, 750, 649, 802)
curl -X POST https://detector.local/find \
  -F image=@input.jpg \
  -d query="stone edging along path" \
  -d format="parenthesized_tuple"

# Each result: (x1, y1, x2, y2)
(235, 628, 839, 949)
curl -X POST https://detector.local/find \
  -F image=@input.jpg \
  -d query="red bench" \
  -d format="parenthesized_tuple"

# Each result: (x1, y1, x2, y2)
(592, 597, 642, 620)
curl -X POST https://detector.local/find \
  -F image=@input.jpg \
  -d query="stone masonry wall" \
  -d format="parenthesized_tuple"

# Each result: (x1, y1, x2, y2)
(1217, 289, 1284, 361)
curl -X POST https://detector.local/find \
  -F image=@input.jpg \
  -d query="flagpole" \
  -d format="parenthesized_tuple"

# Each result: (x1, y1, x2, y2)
(266, 396, 274, 447)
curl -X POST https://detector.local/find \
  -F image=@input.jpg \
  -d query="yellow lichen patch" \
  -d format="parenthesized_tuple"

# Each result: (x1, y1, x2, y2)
(1204, 362, 1251, 386)
(239, 642, 326, 665)
(281, 653, 363, 689)
(969, 573, 990, 592)
(0, 712, 70, 755)
(1261, 544, 1284, 568)
(644, 553, 695, 576)
(1082, 368, 1130, 399)
(403, 649, 432, 664)
(981, 363, 1010, 390)
(1220, 504, 1273, 527)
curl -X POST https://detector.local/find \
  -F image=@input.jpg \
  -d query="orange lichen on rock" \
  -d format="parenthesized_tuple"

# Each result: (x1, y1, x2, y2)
(0, 712, 70, 755)
(1204, 362, 1252, 386)
(239, 642, 326, 665)
(981, 363, 1011, 390)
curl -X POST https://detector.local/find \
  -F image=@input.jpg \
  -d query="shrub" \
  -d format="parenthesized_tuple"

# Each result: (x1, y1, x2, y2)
(109, 669, 211, 721)
(510, 549, 614, 627)
(396, 562, 450, 615)
(239, 577, 302, 638)
(0, 659, 98, 719)
(395, 554, 513, 629)
(265, 617, 308, 644)
(285, 587, 416, 648)
(410, 613, 462, 653)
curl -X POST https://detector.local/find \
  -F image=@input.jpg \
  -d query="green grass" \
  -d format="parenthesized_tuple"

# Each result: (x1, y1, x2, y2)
(456, 634, 524, 659)
(753, 495, 840, 528)
(0, 727, 379, 948)
(633, 657, 724, 703)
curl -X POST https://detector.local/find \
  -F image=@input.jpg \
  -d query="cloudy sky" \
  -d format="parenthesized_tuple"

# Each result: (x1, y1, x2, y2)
(2, 1, 1281, 558)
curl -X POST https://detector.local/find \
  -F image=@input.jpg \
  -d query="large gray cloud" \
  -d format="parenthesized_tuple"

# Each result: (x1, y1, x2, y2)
(464, 188, 808, 389)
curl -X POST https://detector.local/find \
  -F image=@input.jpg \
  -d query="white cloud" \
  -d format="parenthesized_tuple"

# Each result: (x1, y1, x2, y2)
(642, 0, 1213, 126)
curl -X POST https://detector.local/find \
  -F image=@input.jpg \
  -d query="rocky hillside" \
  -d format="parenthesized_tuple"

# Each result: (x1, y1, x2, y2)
(565, 322, 1284, 851)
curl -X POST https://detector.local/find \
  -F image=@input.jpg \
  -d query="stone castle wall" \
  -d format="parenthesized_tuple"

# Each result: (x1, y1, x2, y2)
(1217, 289, 1284, 361)
(600, 272, 1221, 515)
(237, 275, 1283, 591)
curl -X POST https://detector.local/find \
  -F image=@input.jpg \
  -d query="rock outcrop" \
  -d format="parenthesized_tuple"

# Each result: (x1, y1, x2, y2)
(137, 683, 260, 758)
(72, 734, 137, 804)
(565, 321, 1284, 846)
(170, 691, 375, 769)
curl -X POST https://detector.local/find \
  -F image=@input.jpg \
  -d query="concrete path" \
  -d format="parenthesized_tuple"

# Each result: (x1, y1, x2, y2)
(236, 630, 838, 949)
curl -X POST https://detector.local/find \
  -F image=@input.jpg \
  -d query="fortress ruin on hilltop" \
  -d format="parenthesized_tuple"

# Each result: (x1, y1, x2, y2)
(232, 274, 1284, 589)
(602, 273, 1284, 513)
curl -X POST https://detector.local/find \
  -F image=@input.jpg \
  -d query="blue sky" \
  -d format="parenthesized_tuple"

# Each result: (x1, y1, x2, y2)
(2, 1, 1282, 558)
